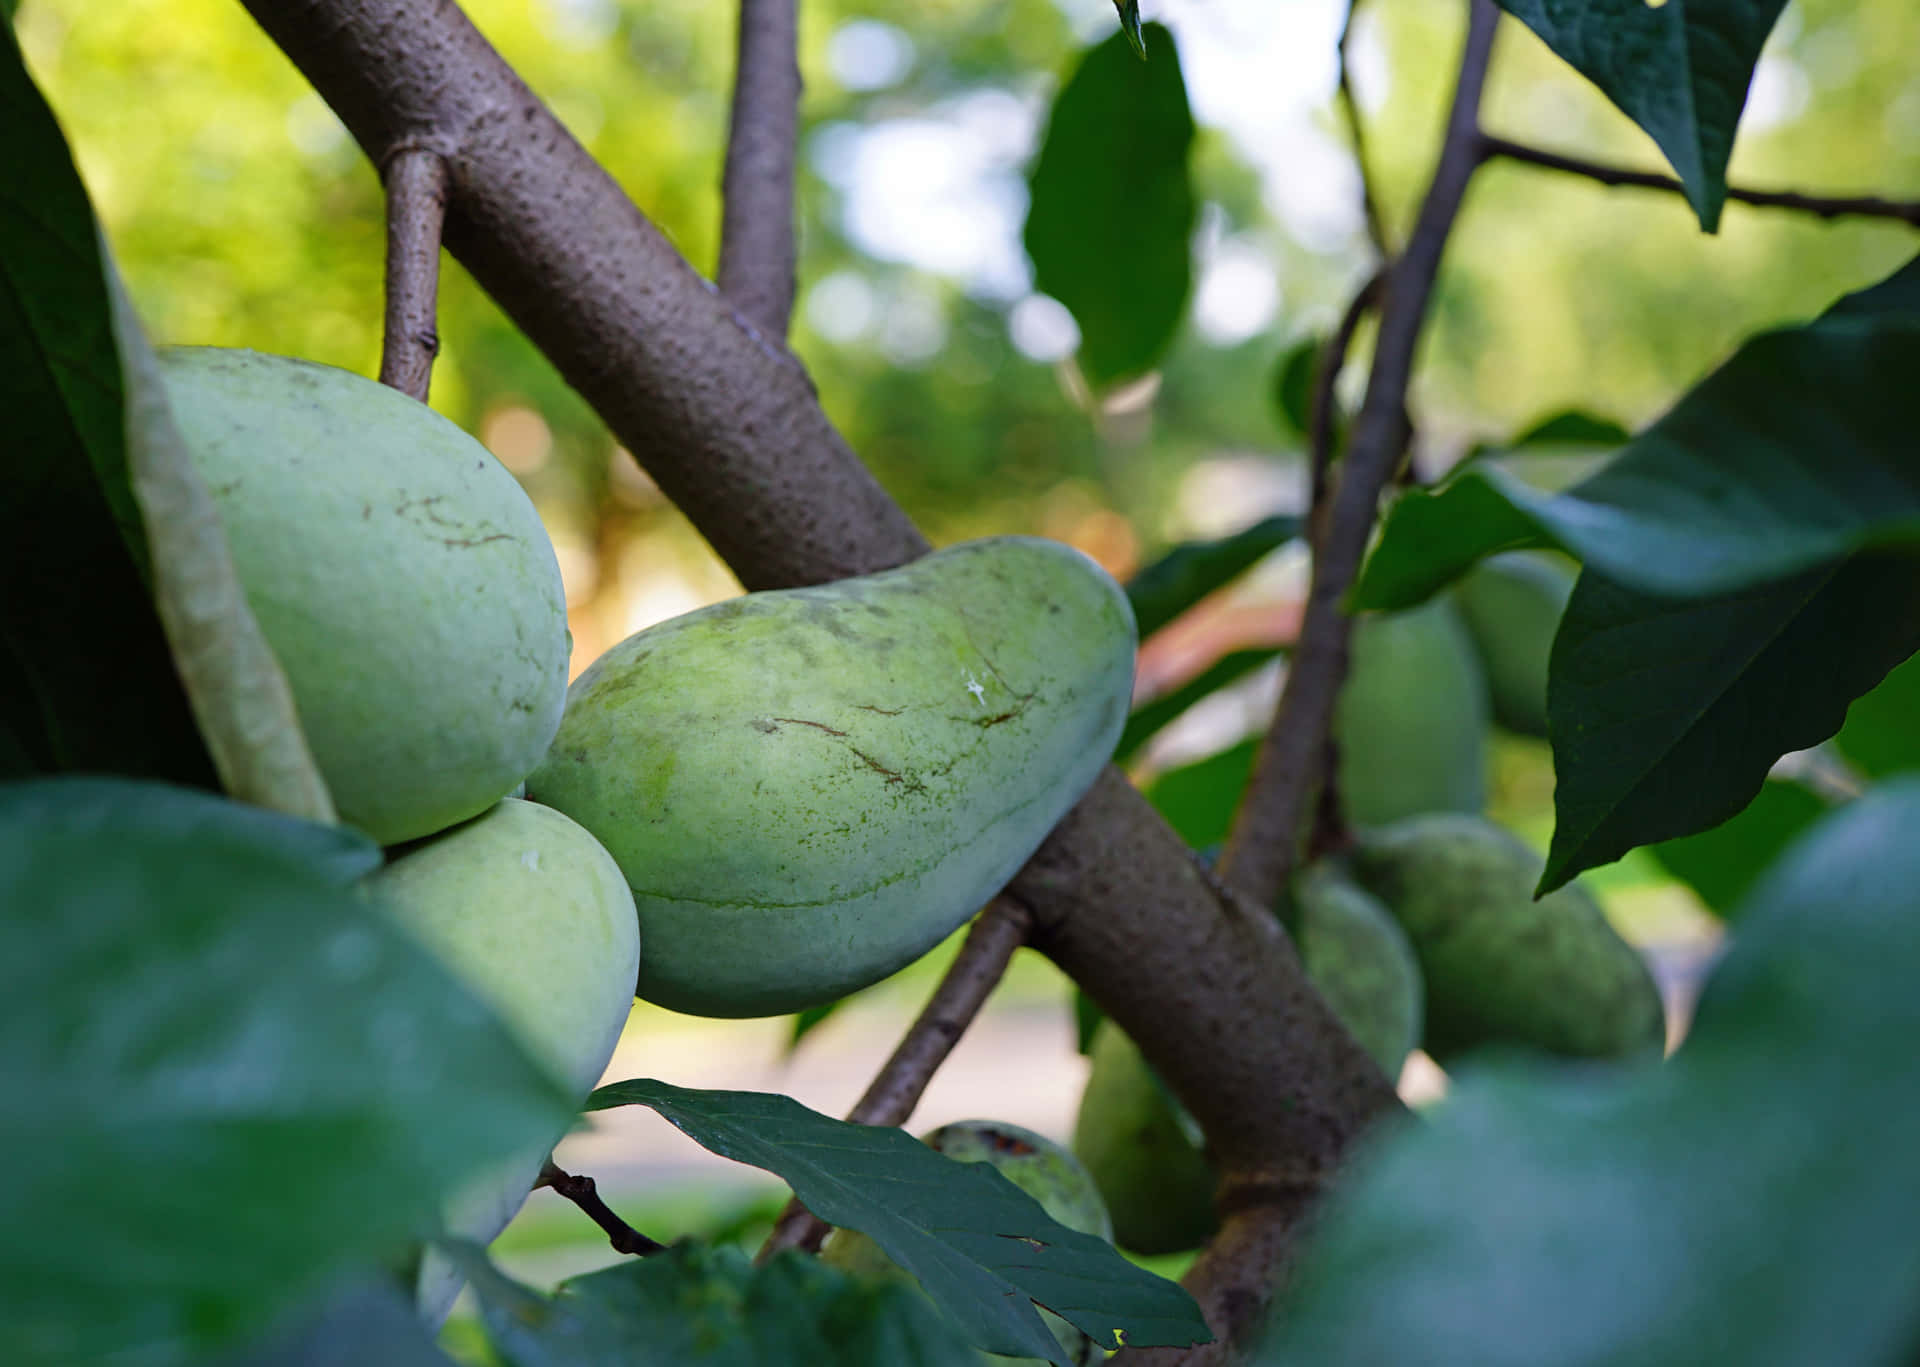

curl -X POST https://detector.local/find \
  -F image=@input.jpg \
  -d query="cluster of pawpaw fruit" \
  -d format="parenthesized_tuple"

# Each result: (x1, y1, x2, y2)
(161, 348, 1139, 1319)
(1082, 555, 1667, 1256)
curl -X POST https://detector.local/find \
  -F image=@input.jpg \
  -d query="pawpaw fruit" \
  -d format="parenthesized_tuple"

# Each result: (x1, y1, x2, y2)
(159, 348, 570, 846)
(1071, 867, 1422, 1255)
(1450, 551, 1576, 737)
(366, 798, 640, 1325)
(1335, 597, 1489, 828)
(526, 537, 1136, 1018)
(1348, 813, 1665, 1062)
(823, 1120, 1111, 1365)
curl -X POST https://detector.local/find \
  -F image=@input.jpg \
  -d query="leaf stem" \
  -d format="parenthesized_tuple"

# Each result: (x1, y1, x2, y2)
(376, 144, 448, 402)
(536, 1160, 668, 1257)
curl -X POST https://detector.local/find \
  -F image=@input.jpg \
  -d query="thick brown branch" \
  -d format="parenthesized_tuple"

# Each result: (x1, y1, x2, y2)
(1336, 0, 1388, 258)
(1478, 132, 1920, 228)
(536, 1160, 668, 1256)
(1218, 0, 1501, 917)
(377, 145, 448, 401)
(718, 0, 802, 337)
(757, 895, 1035, 1260)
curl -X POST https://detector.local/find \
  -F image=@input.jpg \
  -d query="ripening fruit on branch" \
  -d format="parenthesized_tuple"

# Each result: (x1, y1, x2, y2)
(159, 348, 571, 846)
(527, 537, 1137, 1018)
(366, 798, 641, 1325)
(1349, 813, 1666, 1063)
(1450, 551, 1577, 738)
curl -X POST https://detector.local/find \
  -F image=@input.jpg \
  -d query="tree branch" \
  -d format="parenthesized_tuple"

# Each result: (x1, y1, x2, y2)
(757, 894, 1035, 1260)
(376, 144, 448, 401)
(1478, 132, 1920, 228)
(1217, 0, 1501, 917)
(536, 1160, 668, 1256)
(718, 0, 802, 337)
(1336, 0, 1388, 258)
(1305, 266, 1384, 549)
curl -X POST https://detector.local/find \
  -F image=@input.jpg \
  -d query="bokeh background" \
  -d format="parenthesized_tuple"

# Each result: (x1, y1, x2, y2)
(20, 0, 1918, 1330)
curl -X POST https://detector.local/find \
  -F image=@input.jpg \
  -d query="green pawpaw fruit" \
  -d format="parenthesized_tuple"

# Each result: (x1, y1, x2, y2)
(1335, 597, 1490, 828)
(823, 1120, 1112, 1366)
(526, 536, 1136, 1018)
(1450, 551, 1577, 737)
(367, 798, 640, 1325)
(159, 348, 570, 845)
(1072, 867, 1422, 1255)
(1348, 813, 1666, 1062)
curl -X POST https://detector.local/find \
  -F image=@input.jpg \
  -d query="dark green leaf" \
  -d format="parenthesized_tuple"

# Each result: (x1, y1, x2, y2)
(1127, 516, 1302, 640)
(1647, 778, 1831, 919)
(212, 1281, 457, 1367)
(1269, 335, 1323, 438)
(1111, 0, 1145, 59)
(585, 1080, 1209, 1360)
(1116, 648, 1281, 764)
(787, 999, 841, 1053)
(0, 28, 215, 786)
(1833, 649, 1920, 779)
(453, 1241, 980, 1367)
(1494, 0, 1791, 230)
(1073, 985, 1103, 1056)
(1260, 781, 1920, 1367)
(1457, 410, 1630, 469)
(1541, 555, 1920, 893)
(1, 777, 574, 1367)
(1024, 23, 1196, 391)
(1353, 257, 1920, 610)
(1142, 738, 1257, 851)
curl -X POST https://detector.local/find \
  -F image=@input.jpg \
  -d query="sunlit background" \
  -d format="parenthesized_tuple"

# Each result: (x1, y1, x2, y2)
(21, 0, 1918, 1316)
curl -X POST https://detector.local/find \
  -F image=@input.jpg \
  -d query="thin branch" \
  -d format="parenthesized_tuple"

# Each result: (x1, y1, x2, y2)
(757, 895, 1035, 1260)
(1305, 266, 1385, 550)
(717, 0, 802, 338)
(1219, 0, 1500, 933)
(1336, 0, 1389, 258)
(536, 1160, 668, 1256)
(1478, 132, 1920, 228)
(376, 145, 448, 401)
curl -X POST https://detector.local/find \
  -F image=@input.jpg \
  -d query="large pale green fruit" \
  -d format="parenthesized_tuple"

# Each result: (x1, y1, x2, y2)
(823, 1120, 1113, 1366)
(366, 798, 641, 1325)
(1450, 551, 1577, 737)
(527, 537, 1136, 1018)
(1349, 813, 1666, 1063)
(1335, 597, 1489, 828)
(159, 348, 570, 845)
(1072, 868, 1423, 1255)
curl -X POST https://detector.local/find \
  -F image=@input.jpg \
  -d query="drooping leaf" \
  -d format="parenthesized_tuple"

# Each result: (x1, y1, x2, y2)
(1141, 738, 1257, 851)
(1116, 648, 1282, 764)
(1111, 0, 1145, 59)
(1833, 649, 1920, 779)
(0, 29, 215, 786)
(585, 1080, 1209, 1360)
(451, 1240, 980, 1367)
(1024, 22, 1196, 392)
(1540, 554, 1920, 893)
(1647, 777, 1831, 919)
(1494, 0, 1792, 230)
(1, 777, 574, 1367)
(1353, 256, 1920, 611)
(1126, 515, 1302, 640)
(212, 1281, 458, 1367)
(1259, 781, 1920, 1367)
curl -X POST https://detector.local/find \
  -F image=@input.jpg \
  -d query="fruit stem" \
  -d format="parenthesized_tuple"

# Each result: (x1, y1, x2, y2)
(536, 1160, 668, 1257)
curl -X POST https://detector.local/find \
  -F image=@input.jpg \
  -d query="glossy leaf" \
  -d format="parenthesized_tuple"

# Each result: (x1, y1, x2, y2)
(1116, 648, 1281, 764)
(1495, 0, 1791, 230)
(1541, 555, 1920, 892)
(1126, 515, 1301, 640)
(1, 777, 574, 1367)
(1833, 649, 1920, 779)
(1024, 22, 1196, 391)
(1353, 256, 1920, 611)
(586, 1080, 1209, 1360)
(1647, 778, 1830, 919)
(1260, 781, 1920, 1366)
(453, 1241, 980, 1367)
(0, 29, 215, 786)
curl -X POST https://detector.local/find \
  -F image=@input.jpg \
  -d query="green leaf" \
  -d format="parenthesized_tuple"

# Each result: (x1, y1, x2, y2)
(213, 1281, 458, 1367)
(1541, 554, 1920, 893)
(1269, 335, 1324, 438)
(452, 1241, 981, 1367)
(1142, 738, 1257, 850)
(1647, 778, 1831, 919)
(1456, 410, 1629, 469)
(1493, 0, 1791, 230)
(1111, 0, 1145, 59)
(1353, 256, 1920, 610)
(787, 999, 842, 1053)
(1833, 649, 1920, 779)
(585, 1080, 1210, 1360)
(1259, 780, 1920, 1366)
(1126, 515, 1302, 640)
(1024, 22, 1196, 392)
(0, 26, 215, 787)
(1, 777, 575, 1367)
(1116, 647, 1281, 764)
